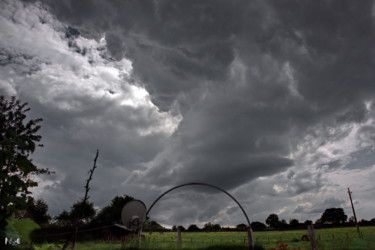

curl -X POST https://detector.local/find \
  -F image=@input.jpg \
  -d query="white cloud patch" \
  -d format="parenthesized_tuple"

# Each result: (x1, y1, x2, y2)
(0, 0, 181, 215)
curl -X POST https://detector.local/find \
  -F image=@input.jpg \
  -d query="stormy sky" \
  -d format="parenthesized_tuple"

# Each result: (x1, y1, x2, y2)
(1, 0, 375, 227)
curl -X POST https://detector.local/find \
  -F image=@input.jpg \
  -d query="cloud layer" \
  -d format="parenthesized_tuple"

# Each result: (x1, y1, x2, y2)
(1, 0, 375, 226)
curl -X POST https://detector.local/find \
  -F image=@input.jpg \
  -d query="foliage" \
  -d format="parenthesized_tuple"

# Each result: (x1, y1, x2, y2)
(54, 210, 71, 226)
(278, 219, 289, 229)
(0, 96, 51, 247)
(266, 214, 280, 228)
(143, 220, 166, 231)
(187, 224, 200, 232)
(172, 225, 186, 232)
(303, 220, 312, 225)
(251, 221, 267, 230)
(289, 219, 300, 227)
(320, 207, 348, 225)
(90, 195, 134, 226)
(69, 200, 96, 222)
(26, 198, 51, 225)
(7, 216, 40, 243)
(53, 201, 95, 227)
(236, 223, 247, 230)
(203, 222, 221, 232)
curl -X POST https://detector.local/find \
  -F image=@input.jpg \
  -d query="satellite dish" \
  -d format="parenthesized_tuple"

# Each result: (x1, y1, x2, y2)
(121, 200, 147, 232)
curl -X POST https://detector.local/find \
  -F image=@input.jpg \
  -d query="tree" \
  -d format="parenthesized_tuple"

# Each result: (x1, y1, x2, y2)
(251, 221, 267, 230)
(320, 208, 348, 225)
(90, 195, 134, 226)
(315, 218, 322, 225)
(143, 220, 165, 231)
(187, 224, 200, 232)
(0, 96, 51, 246)
(289, 219, 300, 227)
(27, 198, 51, 225)
(348, 216, 355, 223)
(203, 222, 221, 232)
(266, 214, 279, 228)
(69, 200, 96, 223)
(55, 210, 71, 226)
(304, 220, 313, 225)
(236, 223, 248, 231)
(278, 219, 289, 229)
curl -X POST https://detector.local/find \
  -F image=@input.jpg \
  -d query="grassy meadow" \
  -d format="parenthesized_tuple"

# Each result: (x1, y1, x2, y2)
(30, 226, 375, 250)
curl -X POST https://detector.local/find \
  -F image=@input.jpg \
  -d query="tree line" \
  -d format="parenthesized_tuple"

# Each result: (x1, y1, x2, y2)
(172, 209, 375, 233)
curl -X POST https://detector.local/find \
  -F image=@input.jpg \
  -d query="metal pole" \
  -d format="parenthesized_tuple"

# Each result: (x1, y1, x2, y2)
(347, 188, 361, 238)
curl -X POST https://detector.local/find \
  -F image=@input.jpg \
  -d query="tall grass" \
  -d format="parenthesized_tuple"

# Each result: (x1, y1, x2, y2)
(32, 226, 375, 250)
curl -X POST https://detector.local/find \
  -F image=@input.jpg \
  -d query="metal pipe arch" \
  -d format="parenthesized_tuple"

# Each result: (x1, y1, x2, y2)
(145, 182, 252, 229)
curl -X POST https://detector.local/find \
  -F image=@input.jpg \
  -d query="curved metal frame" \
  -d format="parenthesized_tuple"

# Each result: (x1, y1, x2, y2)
(145, 182, 252, 228)
(143, 182, 254, 249)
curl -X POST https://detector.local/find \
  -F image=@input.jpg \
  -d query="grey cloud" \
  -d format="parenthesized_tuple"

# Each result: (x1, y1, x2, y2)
(5, 0, 375, 224)
(293, 197, 346, 215)
(0, 1, 179, 215)
(271, 1, 375, 110)
(46, 0, 375, 216)
(345, 148, 375, 170)
(357, 125, 375, 146)
(319, 160, 343, 171)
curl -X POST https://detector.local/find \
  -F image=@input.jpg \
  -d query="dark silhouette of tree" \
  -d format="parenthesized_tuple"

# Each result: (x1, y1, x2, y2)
(251, 221, 267, 230)
(348, 216, 355, 223)
(304, 220, 313, 225)
(0, 96, 51, 247)
(143, 220, 165, 231)
(69, 200, 96, 223)
(320, 208, 347, 225)
(90, 195, 134, 226)
(55, 210, 71, 226)
(315, 218, 322, 225)
(266, 214, 279, 228)
(289, 219, 300, 227)
(27, 198, 51, 225)
(236, 223, 248, 231)
(203, 222, 221, 232)
(278, 219, 289, 229)
(172, 225, 186, 231)
(187, 224, 200, 232)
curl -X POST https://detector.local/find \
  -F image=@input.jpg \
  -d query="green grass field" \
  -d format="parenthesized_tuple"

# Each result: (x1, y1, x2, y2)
(32, 226, 375, 250)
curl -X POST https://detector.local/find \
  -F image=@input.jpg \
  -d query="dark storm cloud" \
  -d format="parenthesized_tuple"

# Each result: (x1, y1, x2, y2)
(5, 0, 375, 224)
(43, 0, 245, 109)
(40, 0, 375, 190)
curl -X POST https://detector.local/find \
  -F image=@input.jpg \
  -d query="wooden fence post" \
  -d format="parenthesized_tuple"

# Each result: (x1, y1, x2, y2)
(177, 226, 182, 248)
(307, 225, 318, 250)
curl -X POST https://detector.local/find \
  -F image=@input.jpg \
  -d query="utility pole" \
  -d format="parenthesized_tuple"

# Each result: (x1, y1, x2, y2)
(347, 188, 361, 238)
